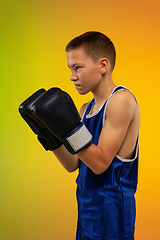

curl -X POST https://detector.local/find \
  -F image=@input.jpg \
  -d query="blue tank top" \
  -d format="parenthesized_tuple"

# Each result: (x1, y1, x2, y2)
(76, 86, 139, 240)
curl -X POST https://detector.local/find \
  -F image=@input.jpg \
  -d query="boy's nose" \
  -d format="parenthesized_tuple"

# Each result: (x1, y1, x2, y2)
(70, 71, 78, 81)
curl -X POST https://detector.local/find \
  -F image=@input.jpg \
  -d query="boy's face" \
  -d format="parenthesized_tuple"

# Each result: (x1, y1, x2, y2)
(67, 48, 102, 95)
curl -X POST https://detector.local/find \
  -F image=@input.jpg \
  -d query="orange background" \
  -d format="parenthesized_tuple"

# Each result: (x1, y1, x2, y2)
(0, 0, 160, 239)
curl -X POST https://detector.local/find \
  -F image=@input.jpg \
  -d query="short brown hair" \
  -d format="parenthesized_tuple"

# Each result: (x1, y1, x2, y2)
(65, 31, 116, 71)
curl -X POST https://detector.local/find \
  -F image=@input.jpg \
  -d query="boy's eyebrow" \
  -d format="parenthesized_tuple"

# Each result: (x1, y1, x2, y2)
(68, 63, 78, 69)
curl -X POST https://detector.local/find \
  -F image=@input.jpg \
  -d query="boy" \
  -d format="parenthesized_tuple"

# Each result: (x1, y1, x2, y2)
(53, 32, 140, 240)
(19, 31, 140, 240)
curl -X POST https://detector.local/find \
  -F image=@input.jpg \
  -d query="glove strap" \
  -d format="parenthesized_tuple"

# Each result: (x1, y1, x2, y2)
(62, 123, 92, 154)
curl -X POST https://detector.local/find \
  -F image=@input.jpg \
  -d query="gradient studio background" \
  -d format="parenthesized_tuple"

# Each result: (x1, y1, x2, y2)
(0, 0, 160, 239)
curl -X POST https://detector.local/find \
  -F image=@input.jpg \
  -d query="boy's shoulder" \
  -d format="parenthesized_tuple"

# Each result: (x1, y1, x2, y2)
(106, 89, 139, 120)
(109, 88, 138, 108)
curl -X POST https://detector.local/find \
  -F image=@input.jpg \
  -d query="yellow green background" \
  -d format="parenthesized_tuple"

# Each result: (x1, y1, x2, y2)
(0, 0, 160, 239)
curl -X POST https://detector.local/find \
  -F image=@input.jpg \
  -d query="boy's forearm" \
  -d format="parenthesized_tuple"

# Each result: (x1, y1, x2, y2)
(77, 143, 112, 175)
(53, 145, 79, 173)
(53, 141, 112, 175)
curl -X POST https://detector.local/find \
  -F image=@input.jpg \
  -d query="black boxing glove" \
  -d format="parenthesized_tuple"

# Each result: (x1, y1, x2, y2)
(31, 88, 92, 154)
(18, 89, 62, 151)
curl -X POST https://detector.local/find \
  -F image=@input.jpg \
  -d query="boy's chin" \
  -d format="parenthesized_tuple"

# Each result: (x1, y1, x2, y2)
(76, 89, 90, 95)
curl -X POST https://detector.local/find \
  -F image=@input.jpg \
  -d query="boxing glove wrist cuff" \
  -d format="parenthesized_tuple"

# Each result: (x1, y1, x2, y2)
(38, 130, 62, 151)
(62, 123, 92, 155)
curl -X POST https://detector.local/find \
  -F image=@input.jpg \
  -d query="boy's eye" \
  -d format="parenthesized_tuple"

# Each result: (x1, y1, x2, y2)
(75, 66, 81, 71)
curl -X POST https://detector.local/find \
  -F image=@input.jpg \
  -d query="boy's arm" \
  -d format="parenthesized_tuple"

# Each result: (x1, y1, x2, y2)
(30, 88, 138, 174)
(53, 145, 79, 172)
(77, 91, 138, 174)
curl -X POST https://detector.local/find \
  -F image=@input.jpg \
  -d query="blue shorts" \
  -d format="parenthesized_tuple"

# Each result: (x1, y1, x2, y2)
(76, 228, 135, 240)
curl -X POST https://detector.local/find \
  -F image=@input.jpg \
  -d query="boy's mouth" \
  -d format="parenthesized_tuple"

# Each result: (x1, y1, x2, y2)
(74, 83, 81, 87)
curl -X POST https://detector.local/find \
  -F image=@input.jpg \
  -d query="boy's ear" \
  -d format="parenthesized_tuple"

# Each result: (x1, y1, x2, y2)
(100, 58, 109, 74)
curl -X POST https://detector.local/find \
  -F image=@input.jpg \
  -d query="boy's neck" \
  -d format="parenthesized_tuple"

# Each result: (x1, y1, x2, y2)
(92, 75, 116, 106)
(91, 78, 116, 113)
